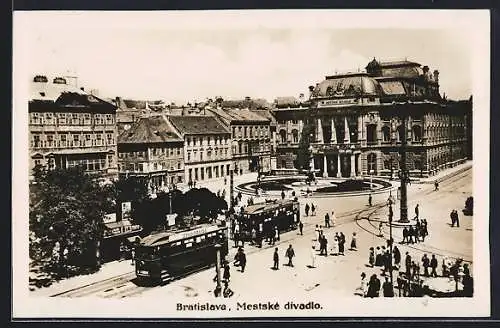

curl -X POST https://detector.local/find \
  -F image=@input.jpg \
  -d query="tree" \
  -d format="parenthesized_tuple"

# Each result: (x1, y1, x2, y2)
(296, 117, 315, 171)
(29, 166, 111, 277)
(112, 176, 149, 222)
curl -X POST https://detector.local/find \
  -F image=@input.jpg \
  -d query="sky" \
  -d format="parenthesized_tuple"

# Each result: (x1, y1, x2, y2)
(15, 11, 482, 104)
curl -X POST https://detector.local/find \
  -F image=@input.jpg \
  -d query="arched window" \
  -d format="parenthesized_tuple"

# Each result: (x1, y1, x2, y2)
(412, 125, 422, 142)
(397, 125, 404, 142)
(279, 130, 287, 143)
(367, 153, 377, 174)
(381, 126, 391, 142)
(366, 124, 377, 144)
(292, 129, 299, 143)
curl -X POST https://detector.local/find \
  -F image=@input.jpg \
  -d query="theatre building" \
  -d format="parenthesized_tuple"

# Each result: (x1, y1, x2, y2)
(28, 75, 118, 180)
(274, 59, 472, 178)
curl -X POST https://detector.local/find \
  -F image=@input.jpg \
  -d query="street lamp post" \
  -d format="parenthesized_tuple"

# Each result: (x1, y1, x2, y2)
(388, 204, 394, 287)
(214, 243, 222, 297)
(369, 169, 374, 190)
(398, 112, 409, 223)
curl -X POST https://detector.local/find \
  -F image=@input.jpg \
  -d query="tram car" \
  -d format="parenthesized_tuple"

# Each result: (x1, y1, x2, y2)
(237, 199, 300, 241)
(134, 222, 228, 283)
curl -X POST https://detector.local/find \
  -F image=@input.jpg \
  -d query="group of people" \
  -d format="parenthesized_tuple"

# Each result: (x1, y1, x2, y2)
(273, 244, 296, 269)
(401, 219, 429, 244)
(304, 203, 317, 217)
(449, 209, 461, 227)
(361, 242, 473, 297)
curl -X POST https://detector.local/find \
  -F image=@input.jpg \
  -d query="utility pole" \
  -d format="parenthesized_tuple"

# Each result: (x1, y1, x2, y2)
(398, 110, 409, 223)
(214, 243, 222, 297)
(389, 203, 394, 287)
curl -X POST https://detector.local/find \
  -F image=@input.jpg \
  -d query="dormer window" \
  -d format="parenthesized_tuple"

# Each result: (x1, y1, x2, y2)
(39, 92, 45, 97)
(53, 77, 67, 84)
(33, 75, 48, 83)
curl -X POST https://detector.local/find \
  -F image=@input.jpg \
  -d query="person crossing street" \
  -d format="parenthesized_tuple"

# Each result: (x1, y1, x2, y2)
(273, 248, 279, 270)
(285, 244, 295, 267)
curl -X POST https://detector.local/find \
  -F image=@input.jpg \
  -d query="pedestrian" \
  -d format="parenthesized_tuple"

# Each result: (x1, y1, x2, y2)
(119, 242, 126, 262)
(223, 261, 231, 282)
(299, 221, 304, 235)
(375, 246, 382, 266)
(405, 252, 412, 278)
(382, 277, 394, 297)
(281, 189, 285, 200)
(422, 254, 430, 277)
(239, 248, 246, 273)
(367, 274, 381, 298)
(331, 210, 336, 226)
(332, 232, 340, 255)
(273, 247, 279, 270)
(339, 232, 346, 255)
(369, 247, 375, 267)
(397, 272, 405, 297)
(311, 203, 316, 216)
(285, 244, 295, 267)
(454, 210, 460, 227)
(234, 222, 240, 248)
(251, 228, 257, 245)
(414, 204, 419, 220)
(314, 225, 320, 241)
(393, 246, 401, 269)
(325, 213, 331, 228)
(434, 181, 439, 191)
(320, 235, 328, 256)
(305, 203, 310, 217)
(408, 226, 415, 244)
(356, 272, 368, 297)
(430, 254, 438, 277)
(462, 270, 474, 297)
(310, 245, 317, 268)
(350, 232, 357, 251)
(291, 190, 296, 197)
(411, 261, 420, 281)
(272, 226, 279, 245)
(412, 225, 420, 244)
(223, 281, 234, 298)
(130, 245, 136, 265)
(450, 210, 455, 227)
(378, 222, 384, 237)
(402, 227, 409, 244)
(369, 193, 373, 207)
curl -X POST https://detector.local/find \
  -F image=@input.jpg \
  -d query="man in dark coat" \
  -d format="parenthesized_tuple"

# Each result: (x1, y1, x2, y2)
(422, 254, 430, 277)
(382, 277, 394, 297)
(338, 232, 346, 255)
(402, 227, 409, 244)
(393, 246, 401, 269)
(414, 204, 419, 219)
(408, 226, 415, 244)
(273, 248, 279, 270)
(305, 203, 310, 217)
(430, 254, 438, 277)
(285, 244, 295, 267)
(367, 274, 381, 298)
(324, 213, 331, 228)
(299, 221, 304, 235)
(223, 261, 231, 282)
(405, 252, 412, 278)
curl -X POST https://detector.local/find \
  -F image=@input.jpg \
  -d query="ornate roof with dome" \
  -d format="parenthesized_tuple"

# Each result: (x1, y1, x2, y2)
(313, 73, 382, 98)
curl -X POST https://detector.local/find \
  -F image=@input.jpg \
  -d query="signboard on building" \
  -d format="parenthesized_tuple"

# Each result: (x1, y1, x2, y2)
(166, 214, 177, 227)
(317, 98, 359, 107)
(121, 202, 132, 220)
(103, 213, 117, 224)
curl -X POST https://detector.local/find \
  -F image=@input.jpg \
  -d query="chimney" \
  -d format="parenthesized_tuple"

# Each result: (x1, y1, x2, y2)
(433, 70, 439, 83)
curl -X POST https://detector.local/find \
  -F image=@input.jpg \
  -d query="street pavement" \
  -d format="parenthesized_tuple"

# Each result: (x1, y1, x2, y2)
(30, 162, 473, 298)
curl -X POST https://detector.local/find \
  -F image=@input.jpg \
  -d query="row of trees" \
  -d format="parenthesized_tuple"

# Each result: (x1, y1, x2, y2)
(29, 166, 227, 278)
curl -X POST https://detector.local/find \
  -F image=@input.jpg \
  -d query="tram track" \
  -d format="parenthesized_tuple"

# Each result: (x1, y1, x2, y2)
(50, 167, 471, 298)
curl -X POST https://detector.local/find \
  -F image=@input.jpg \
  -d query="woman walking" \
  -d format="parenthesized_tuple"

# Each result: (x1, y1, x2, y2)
(350, 232, 357, 251)
(369, 247, 375, 267)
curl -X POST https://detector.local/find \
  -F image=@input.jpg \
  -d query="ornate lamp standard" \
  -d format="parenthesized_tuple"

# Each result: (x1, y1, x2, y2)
(398, 111, 410, 223)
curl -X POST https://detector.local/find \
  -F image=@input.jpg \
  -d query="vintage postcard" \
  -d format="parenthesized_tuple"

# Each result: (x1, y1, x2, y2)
(13, 10, 490, 318)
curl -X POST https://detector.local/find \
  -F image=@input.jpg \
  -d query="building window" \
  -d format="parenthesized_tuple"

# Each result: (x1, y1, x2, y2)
(382, 126, 391, 142)
(366, 124, 377, 144)
(279, 130, 287, 143)
(45, 113, 53, 124)
(397, 125, 404, 142)
(292, 129, 299, 143)
(32, 134, 41, 148)
(46, 134, 54, 148)
(292, 120, 298, 124)
(367, 153, 377, 174)
(244, 127, 248, 138)
(187, 152, 191, 161)
(84, 114, 91, 125)
(57, 113, 66, 125)
(106, 133, 113, 145)
(412, 125, 422, 142)
(59, 134, 67, 147)
(177, 163, 181, 170)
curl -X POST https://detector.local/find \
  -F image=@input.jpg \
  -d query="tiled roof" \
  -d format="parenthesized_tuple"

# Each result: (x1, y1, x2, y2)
(118, 116, 183, 144)
(250, 109, 276, 123)
(275, 96, 299, 106)
(314, 75, 381, 97)
(378, 81, 407, 95)
(209, 108, 270, 124)
(379, 66, 423, 79)
(168, 115, 230, 135)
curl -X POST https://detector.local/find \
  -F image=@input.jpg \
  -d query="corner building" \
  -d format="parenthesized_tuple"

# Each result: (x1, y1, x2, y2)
(28, 75, 118, 180)
(274, 59, 472, 178)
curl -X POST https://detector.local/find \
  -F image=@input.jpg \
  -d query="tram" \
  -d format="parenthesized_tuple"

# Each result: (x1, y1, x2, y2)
(237, 199, 300, 241)
(134, 222, 228, 283)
